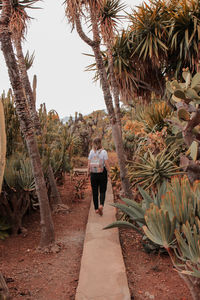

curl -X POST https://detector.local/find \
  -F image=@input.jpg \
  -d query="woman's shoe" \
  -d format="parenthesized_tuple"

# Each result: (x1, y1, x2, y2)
(95, 209, 99, 214)
(99, 205, 103, 216)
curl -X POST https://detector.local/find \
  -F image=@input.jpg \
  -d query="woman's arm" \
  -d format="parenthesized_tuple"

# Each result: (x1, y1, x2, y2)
(87, 160, 90, 177)
(105, 159, 110, 176)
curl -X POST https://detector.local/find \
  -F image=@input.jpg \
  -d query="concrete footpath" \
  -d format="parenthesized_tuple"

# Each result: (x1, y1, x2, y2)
(75, 179, 131, 300)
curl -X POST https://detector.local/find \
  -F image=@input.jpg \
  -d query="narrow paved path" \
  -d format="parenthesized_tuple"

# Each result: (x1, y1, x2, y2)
(75, 179, 131, 300)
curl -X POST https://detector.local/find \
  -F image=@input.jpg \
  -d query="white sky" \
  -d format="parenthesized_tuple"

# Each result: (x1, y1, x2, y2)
(0, 0, 142, 118)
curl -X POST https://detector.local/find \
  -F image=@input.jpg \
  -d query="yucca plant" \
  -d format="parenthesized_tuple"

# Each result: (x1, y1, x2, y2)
(128, 147, 183, 189)
(168, 0, 200, 74)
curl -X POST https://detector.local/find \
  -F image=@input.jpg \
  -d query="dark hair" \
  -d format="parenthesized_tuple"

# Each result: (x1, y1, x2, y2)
(92, 137, 102, 150)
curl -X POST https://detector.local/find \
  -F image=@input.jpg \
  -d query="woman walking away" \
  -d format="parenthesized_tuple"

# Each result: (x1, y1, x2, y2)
(88, 137, 110, 216)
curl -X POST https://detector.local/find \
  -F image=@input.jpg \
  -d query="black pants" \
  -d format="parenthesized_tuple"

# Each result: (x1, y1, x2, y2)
(90, 168, 108, 210)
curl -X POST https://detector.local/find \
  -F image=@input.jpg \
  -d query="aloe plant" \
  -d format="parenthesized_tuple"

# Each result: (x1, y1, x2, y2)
(104, 180, 167, 236)
(105, 175, 200, 299)
(143, 205, 176, 249)
(2, 153, 35, 234)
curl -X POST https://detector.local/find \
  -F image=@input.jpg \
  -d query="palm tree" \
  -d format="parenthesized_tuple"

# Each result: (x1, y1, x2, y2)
(7, 0, 62, 206)
(167, 0, 200, 74)
(64, 0, 133, 198)
(0, 0, 55, 248)
(1, 0, 42, 132)
(99, 0, 125, 133)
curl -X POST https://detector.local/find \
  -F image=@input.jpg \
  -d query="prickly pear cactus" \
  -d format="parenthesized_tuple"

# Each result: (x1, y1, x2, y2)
(166, 70, 200, 151)
(166, 71, 200, 105)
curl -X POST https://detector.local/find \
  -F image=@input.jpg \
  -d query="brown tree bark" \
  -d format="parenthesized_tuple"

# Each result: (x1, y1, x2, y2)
(106, 42, 122, 135)
(14, 37, 41, 133)
(47, 165, 62, 205)
(14, 38, 62, 207)
(0, 272, 11, 300)
(0, 0, 55, 248)
(75, 12, 133, 198)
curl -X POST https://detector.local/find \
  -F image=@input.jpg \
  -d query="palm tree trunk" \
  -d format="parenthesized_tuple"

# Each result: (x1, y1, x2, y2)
(47, 165, 62, 205)
(75, 12, 133, 198)
(14, 37, 62, 206)
(93, 44, 132, 198)
(0, 0, 55, 248)
(14, 38, 41, 133)
(107, 43, 122, 135)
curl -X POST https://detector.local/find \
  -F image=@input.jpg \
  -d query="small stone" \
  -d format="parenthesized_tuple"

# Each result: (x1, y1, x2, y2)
(145, 291, 155, 299)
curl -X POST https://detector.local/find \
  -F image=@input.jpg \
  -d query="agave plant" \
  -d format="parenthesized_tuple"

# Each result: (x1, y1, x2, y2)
(128, 147, 183, 189)
(135, 101, 172, 132)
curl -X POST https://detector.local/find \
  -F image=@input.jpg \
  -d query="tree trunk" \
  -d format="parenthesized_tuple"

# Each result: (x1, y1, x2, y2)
(14, 37, 62, 206)
(0, 0, 55, 248)
(14, 38, 41, 133)
(0, 272, 11, 300)
(47, 165, 62, 205)
(107, 43, 122, 135)
(74, 9, 132, 198)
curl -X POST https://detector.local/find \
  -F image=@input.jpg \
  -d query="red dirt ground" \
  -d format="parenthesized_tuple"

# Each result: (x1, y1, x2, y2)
(0, 171, 193, 300)
(0, 173, 91, 300)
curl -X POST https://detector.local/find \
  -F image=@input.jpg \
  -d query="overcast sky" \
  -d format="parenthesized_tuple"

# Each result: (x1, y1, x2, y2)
(0, 0, 142, 118)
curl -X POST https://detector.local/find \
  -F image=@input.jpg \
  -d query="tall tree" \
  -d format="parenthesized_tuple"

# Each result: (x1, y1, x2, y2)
(5, 0, 62, 206)
(99, 0, 125, 133)
(64, 0, 133, 198)
(0, 0, 55, 248)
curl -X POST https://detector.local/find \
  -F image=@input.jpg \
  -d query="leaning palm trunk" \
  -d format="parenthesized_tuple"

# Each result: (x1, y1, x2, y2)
(14, 38, 41, 133)
(74, 11, 132, 198)
(14, 38, 62, 206)
(0, 0, 55, 248)
(106, 42, 122, 135)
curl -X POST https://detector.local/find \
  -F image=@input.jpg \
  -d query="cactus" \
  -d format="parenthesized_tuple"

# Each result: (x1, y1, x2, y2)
(177, 108, 190, 121)
(0, 99, 6, 194)
(167, 71, 200, 104)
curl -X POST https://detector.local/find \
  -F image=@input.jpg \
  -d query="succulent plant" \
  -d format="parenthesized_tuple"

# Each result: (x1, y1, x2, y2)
(128, 147, 183, 189)
(166, 71, 200, 156)
(166, 72, 200, 105)
(135, 101, 172, 132)
(143, 205, 176, 249)
(4, 153, 35, 192)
